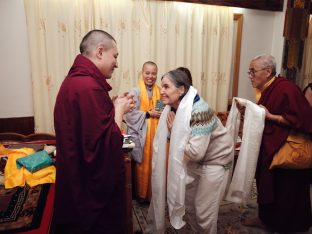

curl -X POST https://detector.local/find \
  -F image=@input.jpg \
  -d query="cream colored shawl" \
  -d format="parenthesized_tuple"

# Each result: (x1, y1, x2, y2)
(225, 97, 265, 204)
(148, 86, 197, 233)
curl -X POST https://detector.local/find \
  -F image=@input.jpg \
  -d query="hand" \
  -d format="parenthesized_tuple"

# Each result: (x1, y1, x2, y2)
(235, 99, 245, 114)
(166, 111, 175, 132)
(148, 108, 162, 118)
(126, 93, 136, 113)
(235, 99, 245, 121)
(113, 93, 136, 115)
(112, 92, 129, 103)
(259, 104, 272, 120)
(111, 95, 118, 103)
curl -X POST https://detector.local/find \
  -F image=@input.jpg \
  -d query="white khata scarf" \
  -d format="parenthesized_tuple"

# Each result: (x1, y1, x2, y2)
(225, 97, 265, 204)
(147, 86, 197, 233)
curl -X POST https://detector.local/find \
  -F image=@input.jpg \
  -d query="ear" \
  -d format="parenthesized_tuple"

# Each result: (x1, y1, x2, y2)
(265, 67, 273, 77)
(178, 86, 185, 97)
(95, 47, 104, 59)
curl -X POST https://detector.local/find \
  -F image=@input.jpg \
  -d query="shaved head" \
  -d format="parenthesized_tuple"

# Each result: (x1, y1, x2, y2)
(79, 30, 116, 56)
(79, 30, 118, 78)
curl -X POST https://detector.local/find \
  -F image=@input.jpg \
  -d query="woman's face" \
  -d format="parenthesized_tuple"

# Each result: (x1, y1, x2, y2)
(160, 76, 185, 109)
(305, 86, 312, 107)
(142, 64, 157, 87)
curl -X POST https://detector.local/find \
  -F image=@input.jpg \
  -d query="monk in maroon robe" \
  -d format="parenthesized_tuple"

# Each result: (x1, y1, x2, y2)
(243, 54, 312, 232)
(53, 30, 134, 233)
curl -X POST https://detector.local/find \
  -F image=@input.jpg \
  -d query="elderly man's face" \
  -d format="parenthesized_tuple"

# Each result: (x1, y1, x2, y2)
(248, 60, 271, 90)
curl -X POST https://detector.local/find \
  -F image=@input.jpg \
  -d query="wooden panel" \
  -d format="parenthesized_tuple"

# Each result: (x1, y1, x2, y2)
(232, 14, 243, 99)
(158, 0, 284, 11)
(0, 132, 56, 145)
(123, 153, 133, 234)
(0, 116, 34, 135)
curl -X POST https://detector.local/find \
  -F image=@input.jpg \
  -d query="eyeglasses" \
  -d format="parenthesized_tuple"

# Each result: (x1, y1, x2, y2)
(247, 68, 267, 76)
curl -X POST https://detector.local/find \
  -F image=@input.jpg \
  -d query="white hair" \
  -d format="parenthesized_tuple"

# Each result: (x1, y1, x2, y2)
(252, 54, 277, 76)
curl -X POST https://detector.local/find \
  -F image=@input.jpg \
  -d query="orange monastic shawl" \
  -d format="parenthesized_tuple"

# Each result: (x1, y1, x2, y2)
(136, 79, 160, 200)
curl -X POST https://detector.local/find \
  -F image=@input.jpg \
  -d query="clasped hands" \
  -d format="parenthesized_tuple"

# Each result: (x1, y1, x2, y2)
(112, 92, 136, 114)
(166, 111, 175, 132)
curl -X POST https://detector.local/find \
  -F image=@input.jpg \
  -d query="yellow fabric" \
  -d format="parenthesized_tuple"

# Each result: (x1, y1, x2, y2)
(255, 76, 276, 102)
(3, 147, 35, 188)
(0, 144, 5, 151)
(270, 131, 312, 169)
(1, 146, 56, 189)
(138, 79, 160, 112)
(24, 165, 56, 187)
(136, 79, 160, 200)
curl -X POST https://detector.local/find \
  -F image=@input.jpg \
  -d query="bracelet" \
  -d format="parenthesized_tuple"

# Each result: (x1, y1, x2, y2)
(146, 111, 150, 119)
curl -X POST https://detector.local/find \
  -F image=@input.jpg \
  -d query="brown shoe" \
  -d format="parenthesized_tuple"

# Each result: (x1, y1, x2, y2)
(242, 217, 268, 229)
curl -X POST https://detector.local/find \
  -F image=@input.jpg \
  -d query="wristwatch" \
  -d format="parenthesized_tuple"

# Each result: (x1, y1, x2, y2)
(146, 111, 150, 119)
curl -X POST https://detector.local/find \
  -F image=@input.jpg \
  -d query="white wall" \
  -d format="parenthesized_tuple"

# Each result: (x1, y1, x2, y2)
(234, 2, 286, 102)
(0, 0, 286, 117)
(0, 0, 33, 118)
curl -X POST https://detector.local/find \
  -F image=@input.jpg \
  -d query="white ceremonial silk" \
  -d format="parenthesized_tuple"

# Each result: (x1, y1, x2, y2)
(225, 97, 265, 204)
(148, 86, 197, 233)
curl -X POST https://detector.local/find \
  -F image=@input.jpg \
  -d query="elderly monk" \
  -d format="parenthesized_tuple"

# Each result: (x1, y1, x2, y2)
(242, 54, 312, 232)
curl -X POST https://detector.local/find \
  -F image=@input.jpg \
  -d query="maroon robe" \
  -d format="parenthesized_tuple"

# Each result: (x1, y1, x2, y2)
(256, 75, 312, 232)
(53, 55, 126, 233)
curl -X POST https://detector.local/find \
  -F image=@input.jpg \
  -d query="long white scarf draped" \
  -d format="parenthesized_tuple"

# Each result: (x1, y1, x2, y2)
(148, 86, 197, 233)
(225, 97, 265, 204)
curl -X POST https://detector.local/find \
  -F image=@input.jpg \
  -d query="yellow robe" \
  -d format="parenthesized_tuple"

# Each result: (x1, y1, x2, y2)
(136, 79, 160, 200)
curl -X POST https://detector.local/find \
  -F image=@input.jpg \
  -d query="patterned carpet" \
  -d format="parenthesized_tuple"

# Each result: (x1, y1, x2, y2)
(132, 180, 266, 234)
(132, 199, 271, 234)
(132, 183, 312, 234)
(0, 184, 50, 233)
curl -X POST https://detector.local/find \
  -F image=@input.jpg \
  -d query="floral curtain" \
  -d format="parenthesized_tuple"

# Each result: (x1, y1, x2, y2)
(24, 0, 234, 133)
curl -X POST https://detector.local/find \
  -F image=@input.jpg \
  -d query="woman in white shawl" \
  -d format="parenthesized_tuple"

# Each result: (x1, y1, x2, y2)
(148, 69, 234, 234)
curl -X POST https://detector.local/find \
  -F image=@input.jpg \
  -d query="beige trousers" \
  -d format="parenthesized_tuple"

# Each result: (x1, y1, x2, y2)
(183, 163, 229, 234)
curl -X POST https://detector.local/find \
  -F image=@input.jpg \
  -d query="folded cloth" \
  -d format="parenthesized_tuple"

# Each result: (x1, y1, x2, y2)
(44, 145, 56, 155)
(4, 147, 36, 188)
(16, 150, 53, 173)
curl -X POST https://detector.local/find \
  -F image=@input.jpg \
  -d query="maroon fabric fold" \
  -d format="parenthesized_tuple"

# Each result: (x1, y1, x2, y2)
(53, 54, 126, 233)
(256, 75, 312, 232)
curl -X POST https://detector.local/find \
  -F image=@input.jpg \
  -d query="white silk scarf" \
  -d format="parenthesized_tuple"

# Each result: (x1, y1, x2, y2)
(148, 86, 197, 233)
(225, 97, 265, 204)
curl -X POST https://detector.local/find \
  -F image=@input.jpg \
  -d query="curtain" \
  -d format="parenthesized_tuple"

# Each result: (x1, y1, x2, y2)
(281, 0, 310, 85)
(24, 0, 234, 133)
(300, 16, 312, 88)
